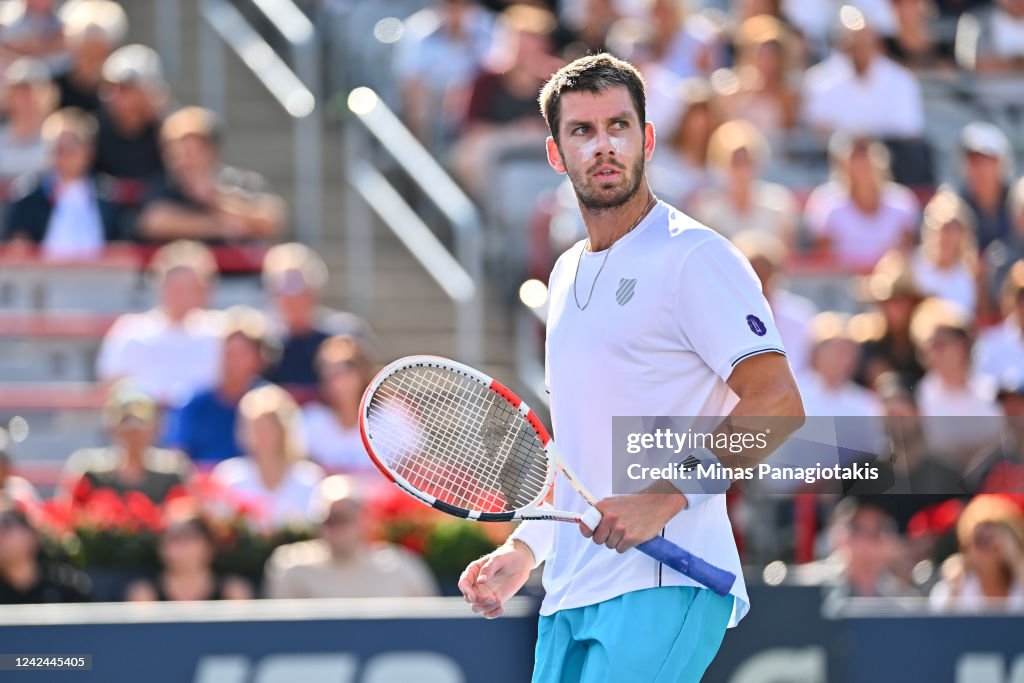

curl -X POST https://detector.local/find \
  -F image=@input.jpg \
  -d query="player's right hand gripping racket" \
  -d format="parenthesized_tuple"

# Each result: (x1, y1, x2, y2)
(359, 355, 736, 597)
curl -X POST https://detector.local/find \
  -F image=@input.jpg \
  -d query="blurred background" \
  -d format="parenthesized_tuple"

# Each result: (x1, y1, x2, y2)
(0, 0, 1023, 681)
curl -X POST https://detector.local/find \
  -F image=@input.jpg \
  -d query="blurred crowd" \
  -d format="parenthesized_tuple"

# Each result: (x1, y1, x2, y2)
(2, 0, 1024, 611)
(0, 0, 285, 256)
(385, 0, 1024, 610)
(0, 239, 440, 604)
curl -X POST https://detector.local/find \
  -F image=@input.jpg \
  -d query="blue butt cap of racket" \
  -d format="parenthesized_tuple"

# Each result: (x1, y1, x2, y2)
(637, 536, 736, 597)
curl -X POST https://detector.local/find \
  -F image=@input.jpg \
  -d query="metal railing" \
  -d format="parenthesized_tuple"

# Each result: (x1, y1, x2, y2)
(345, 88, 483, 366)
(198, 0, 323, 245)
(515, 297, 548, 409)
(153, 0, 181, 83)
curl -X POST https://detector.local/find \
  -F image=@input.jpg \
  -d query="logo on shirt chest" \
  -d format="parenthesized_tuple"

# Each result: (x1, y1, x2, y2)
(615, 278, 637, 306)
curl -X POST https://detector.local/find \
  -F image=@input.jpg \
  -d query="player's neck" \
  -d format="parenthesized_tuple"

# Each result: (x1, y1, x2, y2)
(581, 186, 656, 252)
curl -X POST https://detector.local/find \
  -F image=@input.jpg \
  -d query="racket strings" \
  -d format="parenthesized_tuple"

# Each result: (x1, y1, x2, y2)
(370, 367, 539, 511)
(365, 366, 549, 512)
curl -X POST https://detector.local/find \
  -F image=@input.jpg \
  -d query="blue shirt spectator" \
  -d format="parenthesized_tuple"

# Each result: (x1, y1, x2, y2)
(166, 306, 270, 464)
(165, 388, 246, 465)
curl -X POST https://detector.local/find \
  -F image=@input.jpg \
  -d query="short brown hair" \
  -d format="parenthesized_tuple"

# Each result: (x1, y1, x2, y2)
(539, 53, 647, 145)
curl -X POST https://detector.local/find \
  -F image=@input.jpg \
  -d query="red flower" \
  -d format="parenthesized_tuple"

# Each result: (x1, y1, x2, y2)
(124, 492, 164, 532)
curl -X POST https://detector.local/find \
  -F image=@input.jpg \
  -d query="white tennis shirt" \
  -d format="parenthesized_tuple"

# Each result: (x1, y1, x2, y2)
(510, 200, 786, 627)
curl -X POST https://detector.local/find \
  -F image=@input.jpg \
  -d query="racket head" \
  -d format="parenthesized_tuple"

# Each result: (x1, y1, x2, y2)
(359, 355, 556, 522)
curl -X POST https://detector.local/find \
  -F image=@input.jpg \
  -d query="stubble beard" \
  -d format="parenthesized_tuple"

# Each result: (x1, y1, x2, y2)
(566, 154, 646, 213)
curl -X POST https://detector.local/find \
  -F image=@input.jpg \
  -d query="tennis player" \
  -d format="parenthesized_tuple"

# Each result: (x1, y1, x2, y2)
(458, 54, 805, 682)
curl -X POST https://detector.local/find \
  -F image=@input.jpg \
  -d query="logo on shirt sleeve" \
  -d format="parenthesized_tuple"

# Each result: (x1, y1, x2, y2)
(746, 314, 767, 336)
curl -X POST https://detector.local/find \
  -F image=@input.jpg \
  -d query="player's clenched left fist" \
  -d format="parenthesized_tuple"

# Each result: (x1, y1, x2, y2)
(458, 540, 535, 619)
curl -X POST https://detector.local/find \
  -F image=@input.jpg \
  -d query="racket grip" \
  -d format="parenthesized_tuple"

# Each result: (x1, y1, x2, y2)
(636, 536, 736, 597)
(579, 507, 602, 531)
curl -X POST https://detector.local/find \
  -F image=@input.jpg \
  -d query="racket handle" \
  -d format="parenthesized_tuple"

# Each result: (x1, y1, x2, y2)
(580, 508, 735, 596)
(636, 536, 736, 597)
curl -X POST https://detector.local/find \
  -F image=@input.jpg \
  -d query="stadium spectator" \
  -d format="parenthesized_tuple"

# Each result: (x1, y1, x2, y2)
(0, 506, 90, 604)
(805, 135, 919, 270)
(716, 14, 800, 144)
(62, 382, 192, 506)
(975, 260, 1024, 384)
(92, 44, 166, 215)
(126, 511, 251, 601)
(301, 336, 376, 473)
(648, 78, 722, 207)
(166, 307, 271, 465)
(55, 0, 127, 113)
(3, 107, 123, 259)
(733, 230, 817, 374)
(856, 251, 927, 388)
(955, 0, 1024, 73)
(780, 0, 835, 59)
(802, 5, 924, 138)
(96, 240, 222, 407)
(0, 0, 64, 65)
(561, 0, 619, 56)
(262, 242, 376, 390)
(264, 475, 439, 599)
(210, 385, 325, 530)
(139, 106, 284, 242)
(1005, 178, 1024, 288)
(0, 430, 40, 514)
(600, 17, 685, 141)
(647, 0, 724, 79)
(909, 190, 983, 319)
(0, 57, 52, 199)
(930, 495, 1024, 610)
(962, 375, 1024, 493)
(393, 0, 494, 151)
(822, 497, 916, 604)
(799, 312, 884, 417)
(873, 372, 967, 530)
(878, 0, 940, 68)
(448, 4, 560, 199)
(912, 297, 1002, 467)
(687, 119, 798, 244)
(954, 122, 1013, 252)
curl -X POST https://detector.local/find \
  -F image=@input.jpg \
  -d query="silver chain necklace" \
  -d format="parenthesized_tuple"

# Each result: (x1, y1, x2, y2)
(573, 194, 657, 311)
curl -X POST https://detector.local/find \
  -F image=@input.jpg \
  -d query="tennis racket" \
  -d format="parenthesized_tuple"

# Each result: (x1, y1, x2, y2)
(358, 355, 736, 597)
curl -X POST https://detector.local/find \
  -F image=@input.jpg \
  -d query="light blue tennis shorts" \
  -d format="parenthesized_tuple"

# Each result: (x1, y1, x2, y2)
(532, 586, 733, 683)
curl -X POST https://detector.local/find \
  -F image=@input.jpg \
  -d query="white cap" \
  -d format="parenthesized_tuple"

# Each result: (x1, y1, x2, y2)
(960, 121, 1010, 162)
(102, 44, 165, 91)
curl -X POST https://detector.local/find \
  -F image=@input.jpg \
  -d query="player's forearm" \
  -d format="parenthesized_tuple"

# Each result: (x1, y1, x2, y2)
(711, 380, 805, 471)
(507, 519, 552, 568)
